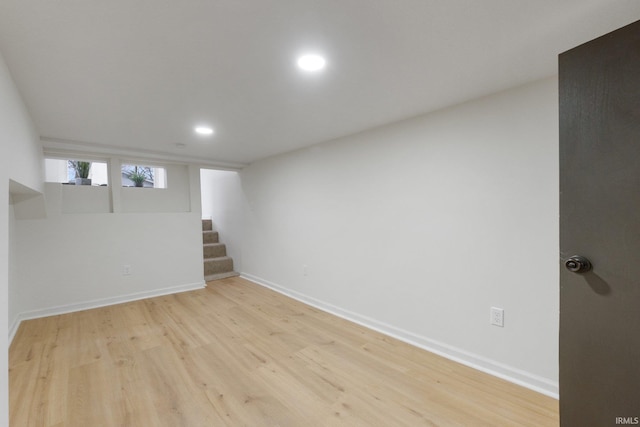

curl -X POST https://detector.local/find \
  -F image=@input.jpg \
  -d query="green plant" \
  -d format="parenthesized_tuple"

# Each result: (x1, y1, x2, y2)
(70, 160, 91, 179)
(127, 168, 147, 186)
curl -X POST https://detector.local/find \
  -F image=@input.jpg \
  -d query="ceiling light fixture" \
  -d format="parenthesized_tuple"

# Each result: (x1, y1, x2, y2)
(297, 54, 326, 72)
(194, 126, 214, 136)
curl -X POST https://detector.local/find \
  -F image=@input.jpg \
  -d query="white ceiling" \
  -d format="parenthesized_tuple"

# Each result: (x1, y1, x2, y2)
(1, 1, 639, 168)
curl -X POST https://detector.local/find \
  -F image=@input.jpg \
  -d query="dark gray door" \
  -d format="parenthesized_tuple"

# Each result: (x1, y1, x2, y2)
(560, 20, 640, 426)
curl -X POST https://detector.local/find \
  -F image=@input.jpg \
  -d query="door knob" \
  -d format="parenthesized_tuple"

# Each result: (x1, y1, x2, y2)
(565, 255, 592, 273)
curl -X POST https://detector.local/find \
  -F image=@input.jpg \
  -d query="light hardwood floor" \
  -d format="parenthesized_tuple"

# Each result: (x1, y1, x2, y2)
(10, 277, 559, 426)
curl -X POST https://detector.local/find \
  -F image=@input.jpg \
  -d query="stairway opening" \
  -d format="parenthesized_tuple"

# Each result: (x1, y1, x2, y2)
(200, 168, 242, 282)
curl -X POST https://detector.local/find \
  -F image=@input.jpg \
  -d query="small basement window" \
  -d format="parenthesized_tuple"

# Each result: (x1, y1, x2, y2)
(121, 164, 167, 188)
(45, 158, 109, 186)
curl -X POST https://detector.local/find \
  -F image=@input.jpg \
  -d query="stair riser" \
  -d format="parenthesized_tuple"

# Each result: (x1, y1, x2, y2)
(202, 219, 213, 231)
(205, 272, 240, 282)
(203, 231, 219, 244)
(204, 244, 227, 258)
(204, 258, 234, 276)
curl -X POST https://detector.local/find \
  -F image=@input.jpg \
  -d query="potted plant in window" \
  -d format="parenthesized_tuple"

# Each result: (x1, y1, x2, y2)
(127, 168, 147, 187)
(71, 161, 92, 185)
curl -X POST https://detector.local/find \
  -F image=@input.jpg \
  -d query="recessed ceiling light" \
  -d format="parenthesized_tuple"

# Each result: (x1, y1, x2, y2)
(297, 54, 326, 72)
(194, 126, 214, 135)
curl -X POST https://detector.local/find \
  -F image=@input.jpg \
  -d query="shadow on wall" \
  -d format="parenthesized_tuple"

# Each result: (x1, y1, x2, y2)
(9, 180, 45, 220)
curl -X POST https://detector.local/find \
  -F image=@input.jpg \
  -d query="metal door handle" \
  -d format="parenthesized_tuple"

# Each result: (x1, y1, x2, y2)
(565, 255, 592, 273)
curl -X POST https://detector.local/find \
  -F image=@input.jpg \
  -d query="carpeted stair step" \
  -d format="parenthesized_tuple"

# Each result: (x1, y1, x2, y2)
(204, 242, 227, 258)
(204, 256, 234, 276)
(201, 219, 238, 282)
(202, 230, 219, 244)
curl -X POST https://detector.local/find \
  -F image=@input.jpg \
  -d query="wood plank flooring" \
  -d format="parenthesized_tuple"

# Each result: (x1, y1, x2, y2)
(9, 277, 559, 426)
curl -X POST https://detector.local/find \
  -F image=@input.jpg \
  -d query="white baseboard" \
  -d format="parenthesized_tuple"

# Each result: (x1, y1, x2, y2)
(9, 281, 206, 345)
(241, 273, 559, 399)
(9, 316, 21, 346)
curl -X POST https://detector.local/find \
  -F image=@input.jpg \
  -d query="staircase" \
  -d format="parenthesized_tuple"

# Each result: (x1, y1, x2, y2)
(202, 219, 239, 282)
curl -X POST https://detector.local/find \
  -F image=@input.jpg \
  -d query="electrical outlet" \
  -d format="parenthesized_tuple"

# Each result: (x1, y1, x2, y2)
(123, 265, 131, 276)
(490, 307, 504, 327)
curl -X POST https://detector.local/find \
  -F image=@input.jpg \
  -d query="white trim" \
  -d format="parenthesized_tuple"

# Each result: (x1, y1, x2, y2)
(8, 316, 21, 346)
(240, 273, 559, 399)
(8, 281, 206, 345)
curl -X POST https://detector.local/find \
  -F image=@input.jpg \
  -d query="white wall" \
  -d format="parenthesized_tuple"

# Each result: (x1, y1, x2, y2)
(12, 164, 204, 322)
(61, 184, 112, 213)
(239, 77, 559, 396)
(0, 50, 43, 427)
(7, 204, 18, 333)
(14, 212, 204, 316)
(0, 186, 6, 427)
(121, 163, 191, 213)
(200, 169, 243, 270)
